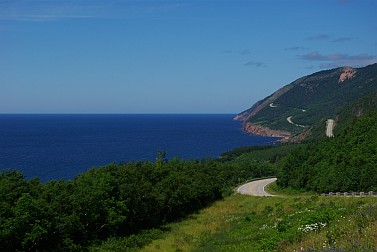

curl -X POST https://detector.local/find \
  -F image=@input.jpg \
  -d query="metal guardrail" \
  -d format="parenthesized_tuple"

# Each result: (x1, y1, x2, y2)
(321, 191, 377, 197)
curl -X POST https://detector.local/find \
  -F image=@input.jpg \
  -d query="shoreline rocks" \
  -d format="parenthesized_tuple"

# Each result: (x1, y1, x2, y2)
(242, 123, 291, 138)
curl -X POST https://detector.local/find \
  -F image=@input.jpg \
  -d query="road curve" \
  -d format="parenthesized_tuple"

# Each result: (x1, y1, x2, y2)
(237, 178, 277, 196)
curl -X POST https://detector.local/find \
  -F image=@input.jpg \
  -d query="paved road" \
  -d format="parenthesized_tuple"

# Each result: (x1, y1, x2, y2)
(287, 116, 305, 128)
(237, 178, 277, 196)
(326, 119, 335, 137)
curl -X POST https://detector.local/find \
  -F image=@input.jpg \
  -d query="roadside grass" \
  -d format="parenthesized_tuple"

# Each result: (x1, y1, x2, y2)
(266, 181, 315, 196)
(138, 194, 270, 252)
(93, 194, 266, 252)
(91, 181, 377, 252)
(137, 193, 377, 252)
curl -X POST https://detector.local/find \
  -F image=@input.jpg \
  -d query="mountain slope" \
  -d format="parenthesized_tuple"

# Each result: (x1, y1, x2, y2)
(236, 63, 377, 139)
(277, 111, 377, 193)
(305, 88, 377, 141)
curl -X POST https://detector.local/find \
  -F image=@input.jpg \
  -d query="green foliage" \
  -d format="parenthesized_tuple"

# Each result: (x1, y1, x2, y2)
(0, 151, 277, 251)
(182, 195, 377, 252)
(90, 229, 164, 252)
(242, 63, 377, 136)
(219, 145, 273, 161)
(335, 89, 377, 134)
(224, 144, 303, 164)
(277, 113, 377, 192)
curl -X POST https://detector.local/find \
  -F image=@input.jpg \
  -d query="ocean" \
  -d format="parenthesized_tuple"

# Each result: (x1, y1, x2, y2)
(0, 114, 279, 181)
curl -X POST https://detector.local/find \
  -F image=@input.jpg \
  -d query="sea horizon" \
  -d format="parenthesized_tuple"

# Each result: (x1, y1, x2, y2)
(0, 113, 240, 115)
(0, 114, 279, 181)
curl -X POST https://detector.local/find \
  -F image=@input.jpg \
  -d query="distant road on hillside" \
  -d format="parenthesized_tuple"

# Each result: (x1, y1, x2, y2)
(237, 178, 277, 196)
(326, 119, 335, 137)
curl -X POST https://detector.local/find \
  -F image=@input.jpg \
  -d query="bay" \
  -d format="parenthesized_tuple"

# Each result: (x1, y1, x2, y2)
(0, 114, 279, 181)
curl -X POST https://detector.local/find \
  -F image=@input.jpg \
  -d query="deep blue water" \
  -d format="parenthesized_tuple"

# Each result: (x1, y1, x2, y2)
(0, 114, 279, 181)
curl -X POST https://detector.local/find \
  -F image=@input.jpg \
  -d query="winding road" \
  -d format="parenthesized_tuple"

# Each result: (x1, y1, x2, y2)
(326, 119, 335, 137)
(237, 178, 277, 196)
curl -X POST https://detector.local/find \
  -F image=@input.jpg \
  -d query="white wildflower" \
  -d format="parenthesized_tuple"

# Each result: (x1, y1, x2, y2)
(298, 222, 327, 233)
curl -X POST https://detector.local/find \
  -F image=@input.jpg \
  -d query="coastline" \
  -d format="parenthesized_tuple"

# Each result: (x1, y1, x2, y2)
(242, 122, 291, 139)
(1, 114, 278, 181)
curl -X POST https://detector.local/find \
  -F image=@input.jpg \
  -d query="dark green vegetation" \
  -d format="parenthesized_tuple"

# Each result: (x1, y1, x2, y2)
(278, 113, 377, 193)
(277, 85, 377, 192)
(0, 153, 276, 251)
(237, 63, 377, 135)
(305, 89, 377, 142)
(221, 144, 303, 163)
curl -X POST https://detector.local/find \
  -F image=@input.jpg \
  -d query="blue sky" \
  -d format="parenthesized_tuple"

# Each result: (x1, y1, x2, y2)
(1, 0, 376, 114)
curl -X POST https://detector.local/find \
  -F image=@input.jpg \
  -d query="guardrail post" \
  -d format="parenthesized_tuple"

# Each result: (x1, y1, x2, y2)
(320, 191, 376, 197)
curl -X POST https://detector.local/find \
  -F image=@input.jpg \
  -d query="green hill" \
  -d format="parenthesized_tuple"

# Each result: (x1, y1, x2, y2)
(306, 88, 377, 141)
(275, 77, 377, 192)
(236, 63, 377, 139)
(277, 111, 377, 193)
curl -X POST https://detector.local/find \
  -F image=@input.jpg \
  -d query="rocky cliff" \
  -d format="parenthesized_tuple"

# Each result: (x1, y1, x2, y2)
(242, 123, 291, 138)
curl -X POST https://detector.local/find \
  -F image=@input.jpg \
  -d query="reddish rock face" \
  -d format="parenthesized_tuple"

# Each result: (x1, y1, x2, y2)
(243, 123, 291, 138)
(338, 67, 357, 83)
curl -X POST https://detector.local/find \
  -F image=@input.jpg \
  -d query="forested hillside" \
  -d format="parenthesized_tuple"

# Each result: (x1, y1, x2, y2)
(334, 89, 377, 134)
(277, 113, 377, 192)
(303, 89, 377, 142)
(237, 63, 377, 138)
(0, 154, 275, 251)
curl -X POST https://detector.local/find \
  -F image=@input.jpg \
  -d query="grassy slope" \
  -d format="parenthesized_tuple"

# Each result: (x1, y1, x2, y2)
(91, 141, 376, 251)
(138, 187, 377, 252)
